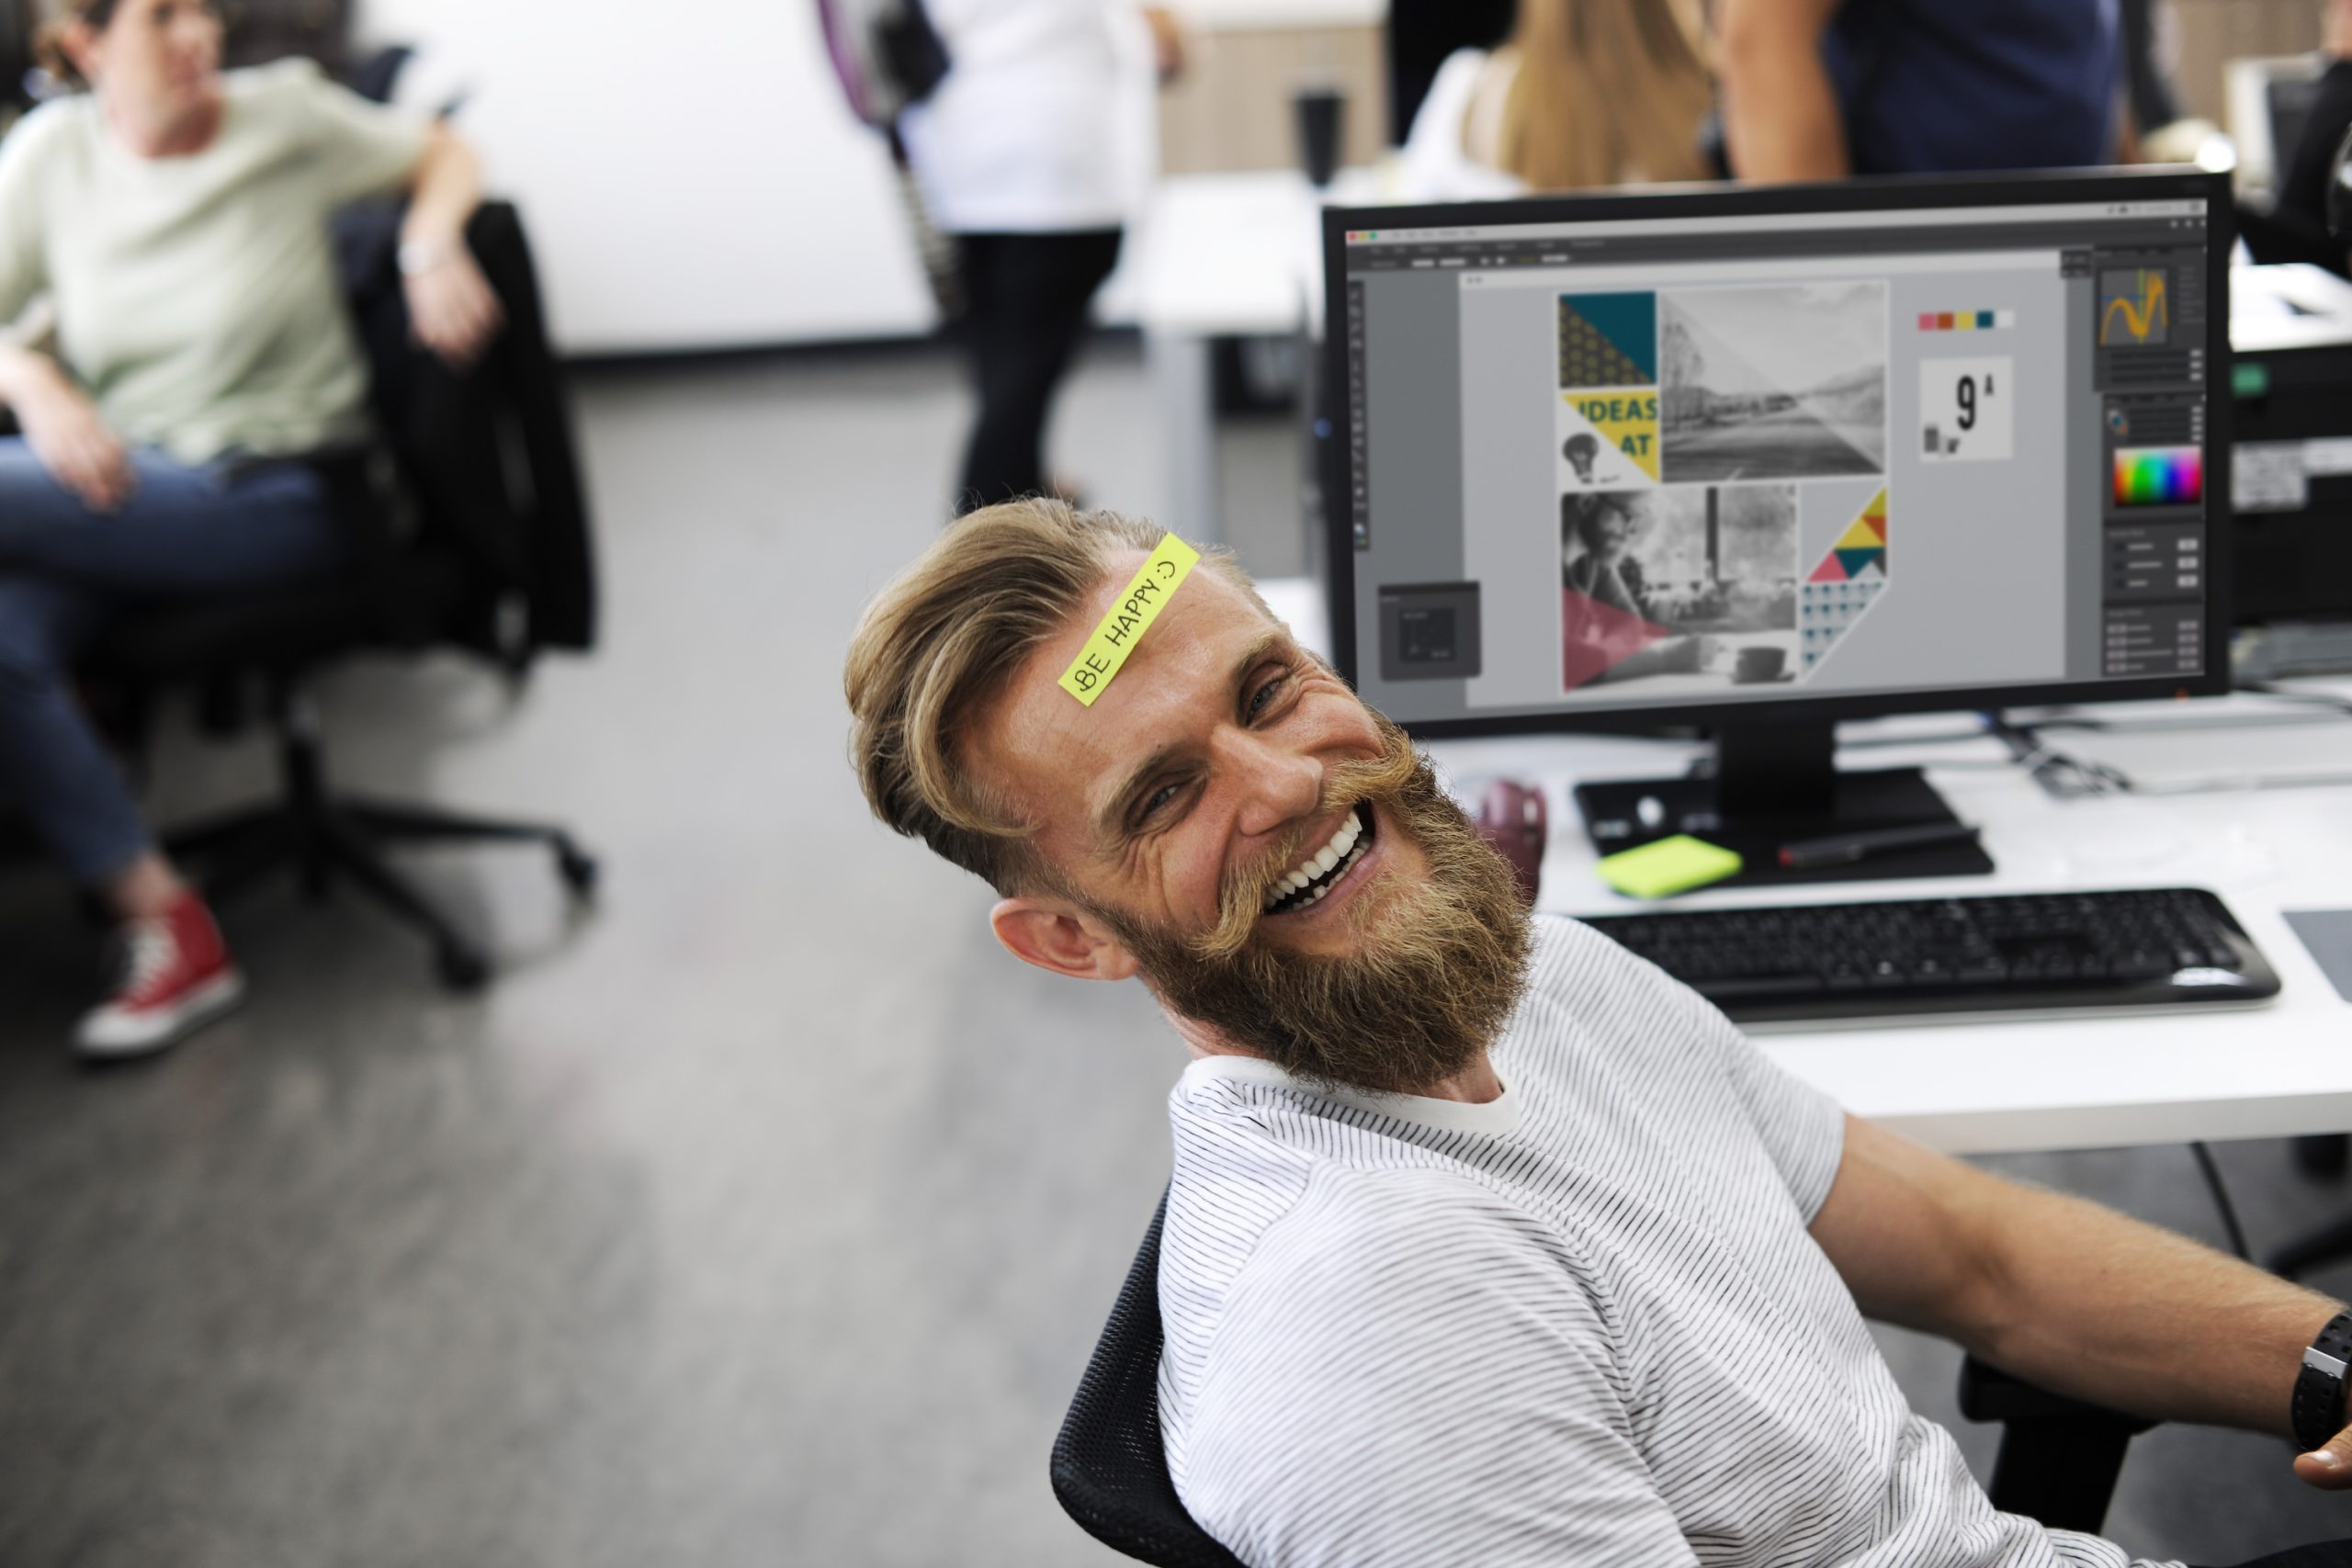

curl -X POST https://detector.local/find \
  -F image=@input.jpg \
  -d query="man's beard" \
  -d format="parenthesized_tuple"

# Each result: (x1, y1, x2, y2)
(1096, 715, 1533, 1097)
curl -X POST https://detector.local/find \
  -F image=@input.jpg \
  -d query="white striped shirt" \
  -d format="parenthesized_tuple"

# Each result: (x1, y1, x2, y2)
(1158, 914, 2178, 1568)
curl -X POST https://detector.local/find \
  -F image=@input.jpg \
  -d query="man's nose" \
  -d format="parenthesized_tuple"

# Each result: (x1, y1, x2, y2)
(1217, 728, 1323, 840)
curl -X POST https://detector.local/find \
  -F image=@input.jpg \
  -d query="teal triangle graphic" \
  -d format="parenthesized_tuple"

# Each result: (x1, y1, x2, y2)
(1562, 293, 1657, 381)
(1836, 547, 1884, 578)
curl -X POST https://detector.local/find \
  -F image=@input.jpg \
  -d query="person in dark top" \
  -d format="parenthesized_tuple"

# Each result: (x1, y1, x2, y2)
(2261, 0, 2352, 276)
(1719, 0, 2122, 180)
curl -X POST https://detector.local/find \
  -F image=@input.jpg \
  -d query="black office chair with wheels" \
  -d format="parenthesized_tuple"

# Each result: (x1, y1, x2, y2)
(1053, 1193, 2154, 1566)
(79, 198, 597, 989)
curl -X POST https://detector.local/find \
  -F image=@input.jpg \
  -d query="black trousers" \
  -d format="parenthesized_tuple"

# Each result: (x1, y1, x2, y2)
(951, 228, 1123, 515)
(2200, 1543, 2352, 1567)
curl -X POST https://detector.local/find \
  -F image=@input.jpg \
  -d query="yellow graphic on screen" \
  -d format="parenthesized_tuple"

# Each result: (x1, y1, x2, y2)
(1562, 389, 1660, 481)
(2098, 268, 2168, 347)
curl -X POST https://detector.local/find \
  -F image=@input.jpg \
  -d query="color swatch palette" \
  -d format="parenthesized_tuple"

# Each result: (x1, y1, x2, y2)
(1917, 310, 2017, 332)
(2111, 446, 2203, 507)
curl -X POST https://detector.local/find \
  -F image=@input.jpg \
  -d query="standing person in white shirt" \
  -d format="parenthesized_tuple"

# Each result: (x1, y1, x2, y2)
(899, 0, 1182, 513)
(848, 498, 2352, 1568)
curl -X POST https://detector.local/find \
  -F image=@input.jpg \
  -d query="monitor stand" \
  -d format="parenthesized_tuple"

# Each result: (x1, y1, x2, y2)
(1571, 719, 1994, 889)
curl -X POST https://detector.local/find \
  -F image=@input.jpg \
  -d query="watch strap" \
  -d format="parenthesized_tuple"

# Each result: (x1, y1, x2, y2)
(2292, 1310, 2352, 1450)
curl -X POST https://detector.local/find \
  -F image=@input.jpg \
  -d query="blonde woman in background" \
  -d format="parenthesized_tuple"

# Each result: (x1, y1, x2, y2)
(1399, 0, 1717, 199)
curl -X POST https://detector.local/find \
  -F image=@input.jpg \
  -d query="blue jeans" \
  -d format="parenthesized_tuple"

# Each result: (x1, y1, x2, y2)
(0, 439, 351, 886)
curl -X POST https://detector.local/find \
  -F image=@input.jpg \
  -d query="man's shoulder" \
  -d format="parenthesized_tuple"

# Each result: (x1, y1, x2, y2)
(1167, 1162, 1570, 1340)
(1526, 911, 1677, 1011)
(1161, 1099, 1474, 1296)
(1500, 914, 1729, 1100)
(1164, 1166, 1650, 1564)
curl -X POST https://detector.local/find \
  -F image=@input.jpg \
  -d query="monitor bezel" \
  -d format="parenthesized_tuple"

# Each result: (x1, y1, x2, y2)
(1320, 165, 2236, 741)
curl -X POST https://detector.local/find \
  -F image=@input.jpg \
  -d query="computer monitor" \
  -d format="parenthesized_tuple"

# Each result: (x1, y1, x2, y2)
(1323, 169, 2233, 886)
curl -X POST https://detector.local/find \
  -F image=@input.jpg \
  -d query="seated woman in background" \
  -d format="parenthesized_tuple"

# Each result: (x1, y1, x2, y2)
(1399, 0, 1716, 199)
(0, 0, 501, 1058)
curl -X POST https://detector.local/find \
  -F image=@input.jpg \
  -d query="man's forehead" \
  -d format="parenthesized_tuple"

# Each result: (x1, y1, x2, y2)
(986, 558, 1278, 810)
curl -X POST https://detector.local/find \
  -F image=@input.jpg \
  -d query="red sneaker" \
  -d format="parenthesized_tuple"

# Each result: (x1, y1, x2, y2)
(74, 891, 245, 1058)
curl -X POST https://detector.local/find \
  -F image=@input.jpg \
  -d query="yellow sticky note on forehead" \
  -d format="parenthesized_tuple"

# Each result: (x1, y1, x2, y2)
(1059, 534, 1202, 705)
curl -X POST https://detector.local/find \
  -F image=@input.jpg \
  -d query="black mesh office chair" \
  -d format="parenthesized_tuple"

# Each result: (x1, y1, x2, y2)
(79, 199, 597, 989)
(1050, 1192, 1248, 1568)
(1053, 1193, 2154, 1566)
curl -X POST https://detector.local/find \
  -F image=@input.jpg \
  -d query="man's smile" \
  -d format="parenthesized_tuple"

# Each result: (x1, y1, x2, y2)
(1261, 803, 1378, 918)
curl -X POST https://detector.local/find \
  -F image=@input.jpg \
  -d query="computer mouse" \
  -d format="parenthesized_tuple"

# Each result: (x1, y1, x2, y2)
(1476, 778, 1547, 906)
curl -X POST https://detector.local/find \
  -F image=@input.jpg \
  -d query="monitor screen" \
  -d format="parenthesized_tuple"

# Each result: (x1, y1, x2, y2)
(1325, 174, 2231, 734)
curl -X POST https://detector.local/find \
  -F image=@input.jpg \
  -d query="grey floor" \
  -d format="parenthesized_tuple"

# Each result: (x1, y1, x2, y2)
(2, 339, 2350, 1565)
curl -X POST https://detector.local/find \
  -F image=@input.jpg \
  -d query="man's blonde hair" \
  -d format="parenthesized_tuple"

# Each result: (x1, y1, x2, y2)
(844, 498, 1261, 895)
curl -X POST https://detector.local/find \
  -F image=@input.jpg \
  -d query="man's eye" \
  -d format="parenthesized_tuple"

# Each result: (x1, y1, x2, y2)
(1247, 671, 1289, 720)
(1141, 782, 1182, 820)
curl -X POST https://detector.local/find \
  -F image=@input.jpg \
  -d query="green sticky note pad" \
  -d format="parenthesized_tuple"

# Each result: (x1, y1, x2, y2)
(1596, 835, 1743, 899)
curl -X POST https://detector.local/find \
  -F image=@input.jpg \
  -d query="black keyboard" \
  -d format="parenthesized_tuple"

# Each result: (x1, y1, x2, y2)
(1580, 887, 2281, 1026)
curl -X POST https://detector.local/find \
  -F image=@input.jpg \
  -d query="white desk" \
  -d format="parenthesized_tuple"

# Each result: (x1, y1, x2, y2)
(1431, 705, 2352, 1158)
(1253, 579, 2352, 1159)
(1132, 169, 1365, 543)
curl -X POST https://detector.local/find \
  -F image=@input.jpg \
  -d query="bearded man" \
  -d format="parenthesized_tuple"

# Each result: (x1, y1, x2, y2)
(845, 500, 2352, 1568)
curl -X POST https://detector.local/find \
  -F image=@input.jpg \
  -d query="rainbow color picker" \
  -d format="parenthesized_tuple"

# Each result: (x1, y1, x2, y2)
(2110, 446, 2203, 507)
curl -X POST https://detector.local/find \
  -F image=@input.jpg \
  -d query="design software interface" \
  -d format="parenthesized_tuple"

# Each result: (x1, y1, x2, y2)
(1339, 197, 2217, 726)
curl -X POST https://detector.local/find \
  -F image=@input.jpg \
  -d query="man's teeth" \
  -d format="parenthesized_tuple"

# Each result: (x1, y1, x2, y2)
(1263, 808, 1369, 913)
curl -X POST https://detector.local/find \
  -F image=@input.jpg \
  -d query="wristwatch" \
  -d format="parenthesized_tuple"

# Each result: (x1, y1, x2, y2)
(397, 240, 452, 277)
(2292, 1310, 2352, 1450)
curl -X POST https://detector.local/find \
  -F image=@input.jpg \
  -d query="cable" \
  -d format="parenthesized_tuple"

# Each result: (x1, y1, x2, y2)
(1980, 713, 2135, 799)
(2189, 1141, 2252, 1262)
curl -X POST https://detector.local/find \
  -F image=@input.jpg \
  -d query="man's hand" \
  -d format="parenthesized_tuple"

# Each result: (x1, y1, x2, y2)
(403, 248, 503, 372)
(18, 372, 133, 513)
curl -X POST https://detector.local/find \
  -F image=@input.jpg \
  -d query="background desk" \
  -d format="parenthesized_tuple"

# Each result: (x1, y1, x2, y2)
(1257, 577, 2352, 1160)
(1132, 169, 1359, 544)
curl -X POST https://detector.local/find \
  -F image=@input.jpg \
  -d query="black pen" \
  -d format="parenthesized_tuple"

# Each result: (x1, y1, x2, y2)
(1777, 822, 1981, 870)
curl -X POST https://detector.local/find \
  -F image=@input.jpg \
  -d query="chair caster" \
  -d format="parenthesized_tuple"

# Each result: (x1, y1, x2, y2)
(556, 843, 599, 898)
(435, 941, 491, 991)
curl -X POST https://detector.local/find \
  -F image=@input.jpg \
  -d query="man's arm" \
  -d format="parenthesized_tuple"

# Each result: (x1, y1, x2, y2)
(1809, 1114, 2352, 1483)
(1716, 0, 1849, 181)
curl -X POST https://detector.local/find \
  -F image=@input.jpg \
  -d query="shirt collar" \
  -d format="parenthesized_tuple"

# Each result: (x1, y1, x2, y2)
(1177, 1053, 1523, 1137)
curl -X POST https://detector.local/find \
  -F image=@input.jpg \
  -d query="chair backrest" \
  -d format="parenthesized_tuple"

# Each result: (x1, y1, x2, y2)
(339, 197, 597, 661)
(1050, 1193, 1249, 1568)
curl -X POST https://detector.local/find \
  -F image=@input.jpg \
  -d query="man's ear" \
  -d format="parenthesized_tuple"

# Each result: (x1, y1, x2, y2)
(990, 895, 1140, 982)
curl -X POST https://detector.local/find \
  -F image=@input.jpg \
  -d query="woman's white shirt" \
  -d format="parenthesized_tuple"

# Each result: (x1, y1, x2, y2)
(899, 0, 1134, 233)
(1397, 48, 1524, 203)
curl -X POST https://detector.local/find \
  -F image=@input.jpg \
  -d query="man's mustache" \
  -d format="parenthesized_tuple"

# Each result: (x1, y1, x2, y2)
(1192, 732, 1423, 962)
